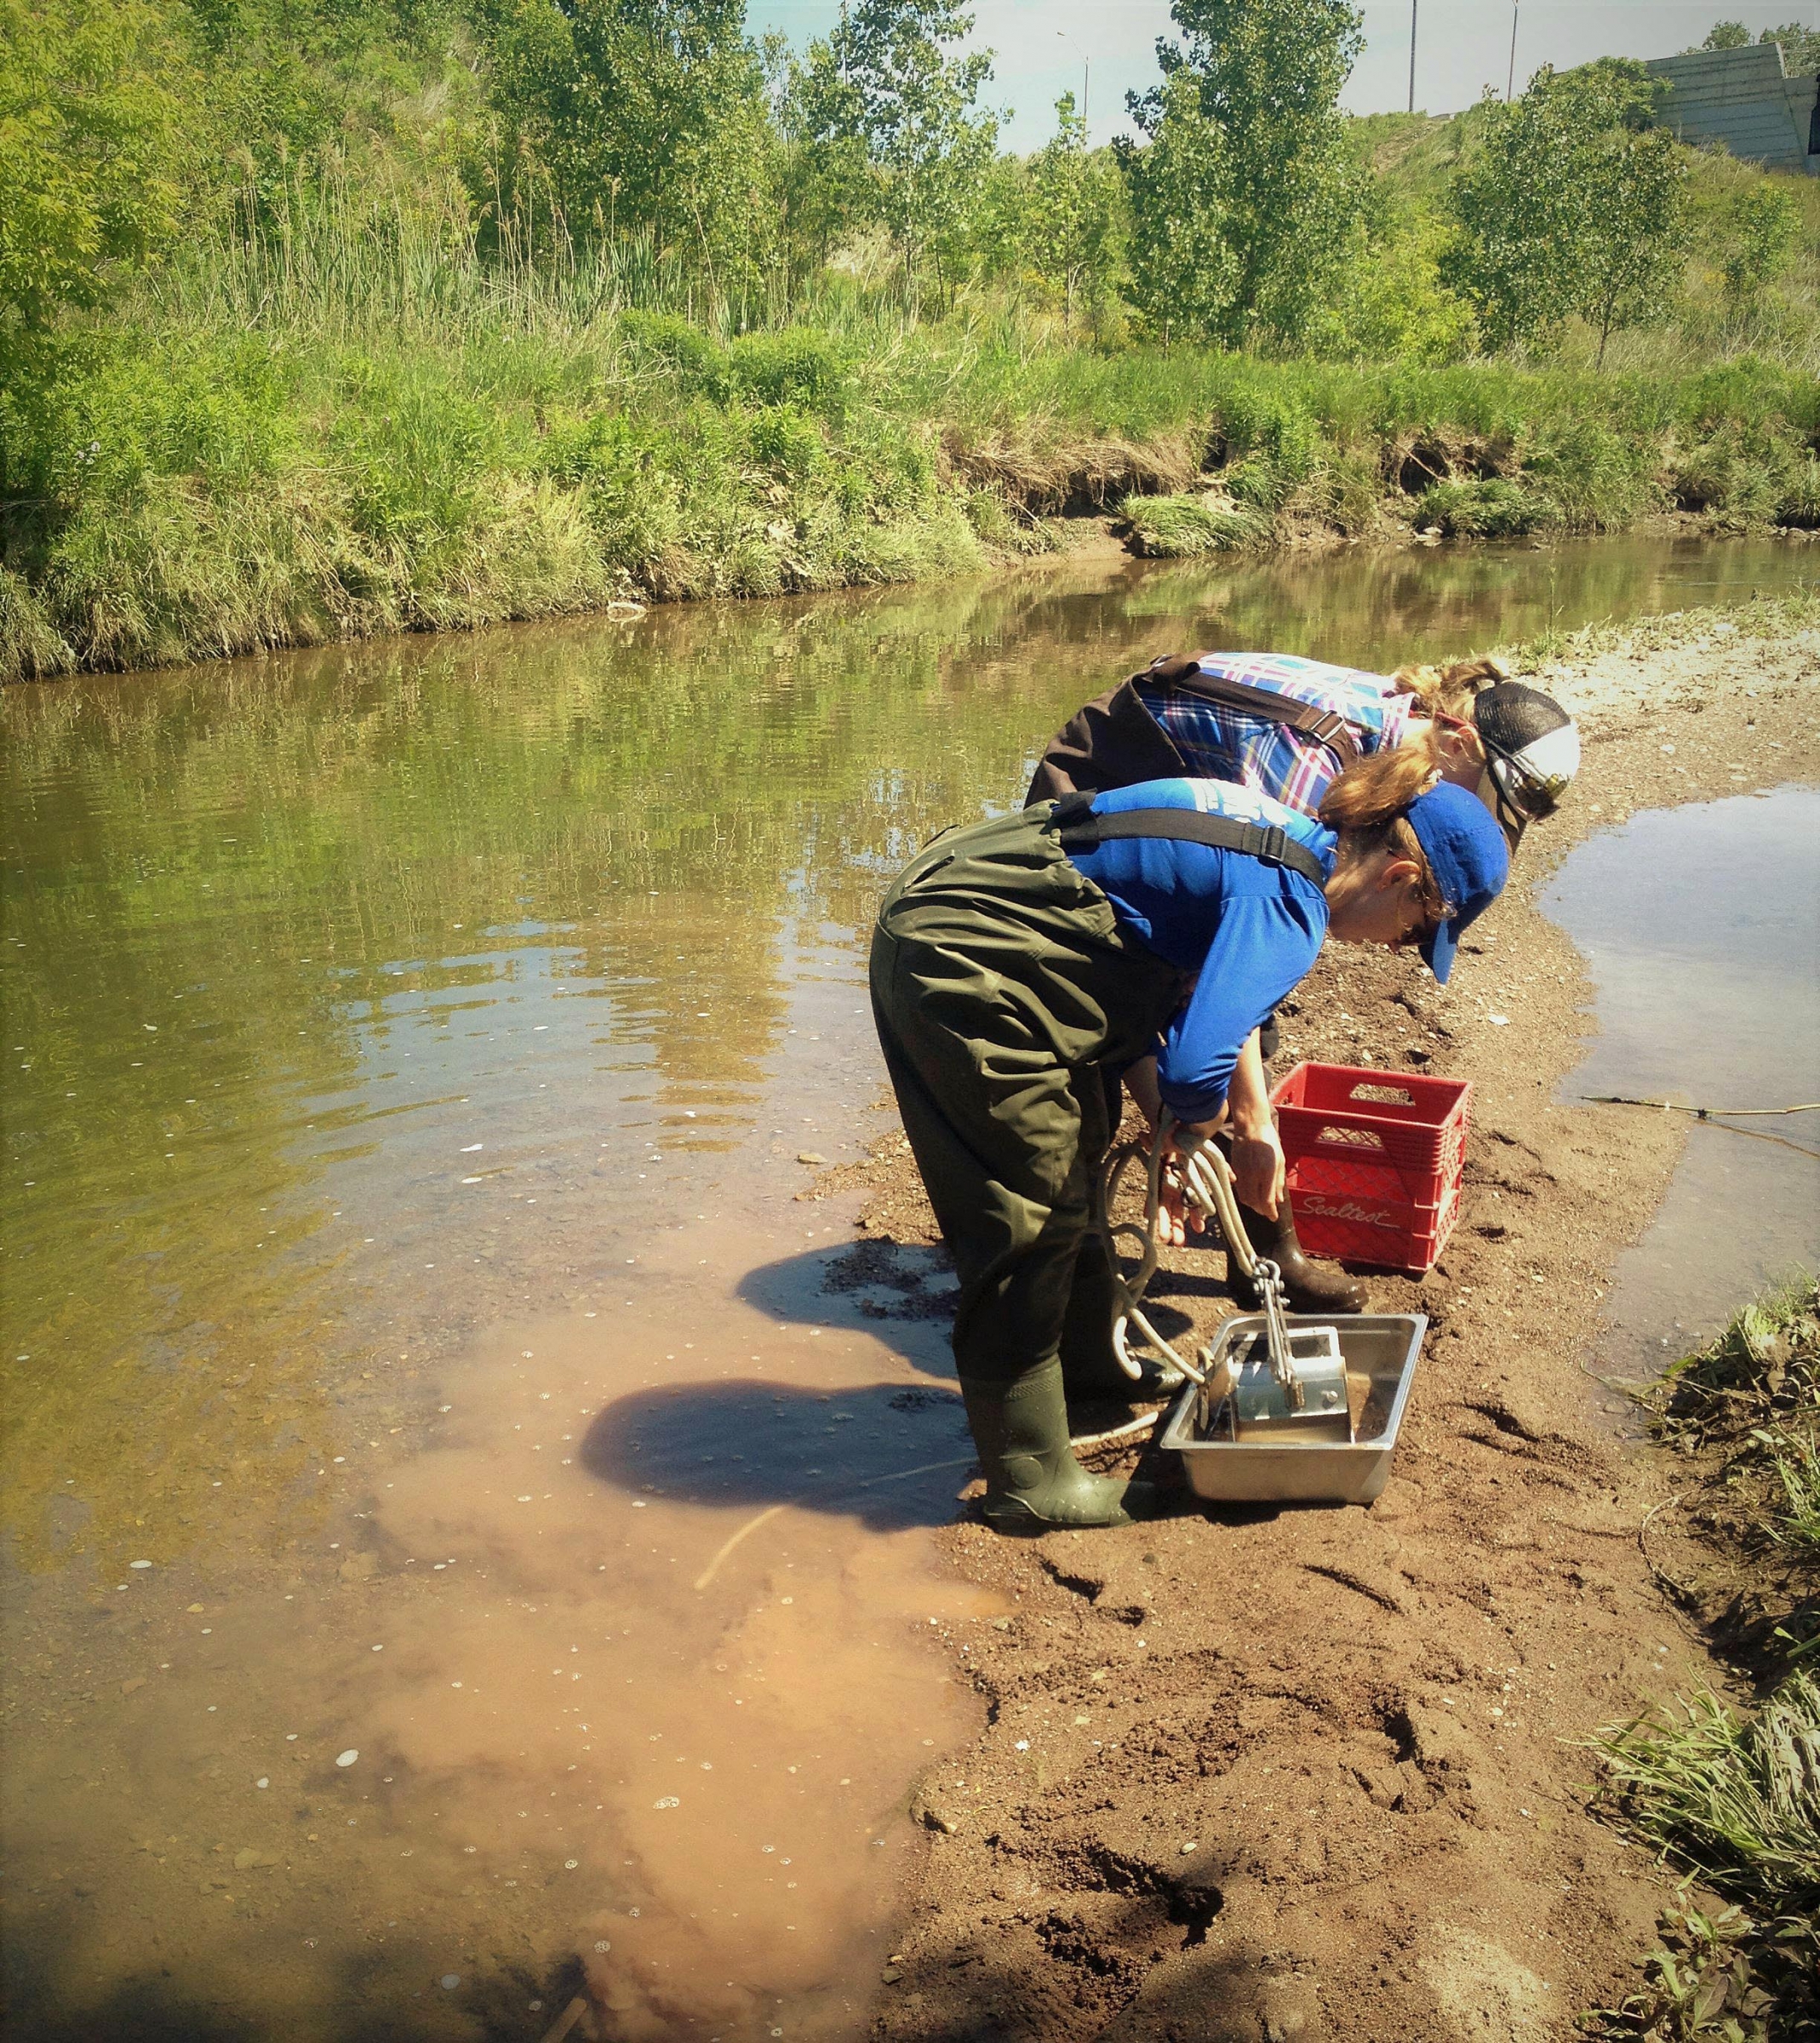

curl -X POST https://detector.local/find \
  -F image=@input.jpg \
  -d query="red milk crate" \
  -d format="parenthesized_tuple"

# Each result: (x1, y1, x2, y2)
(1269, 1062, 1472, 1274)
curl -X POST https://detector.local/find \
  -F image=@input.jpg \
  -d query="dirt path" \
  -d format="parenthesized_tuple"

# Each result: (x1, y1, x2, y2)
(818, 600, 1820, 2043)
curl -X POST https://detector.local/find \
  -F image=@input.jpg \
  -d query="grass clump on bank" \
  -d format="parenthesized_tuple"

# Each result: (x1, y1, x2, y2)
(1583, 1279, 1820, 2042)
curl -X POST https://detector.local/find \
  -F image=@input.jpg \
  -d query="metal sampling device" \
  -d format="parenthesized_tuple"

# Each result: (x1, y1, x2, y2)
(1097, 1114, 1354, 1444)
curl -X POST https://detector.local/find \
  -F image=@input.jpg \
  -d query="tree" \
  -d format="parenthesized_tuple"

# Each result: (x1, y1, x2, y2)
(0, 0, 181, 372)
(1444, 61, 1686, 358)
(1121, 0, 1365, 347)
(478, 0, 776, 279)
(1024, 94, 1122, 332)
(1578, 126, 1686, 366)
(793, 0, 1000, 305)
(1119, 67, 1239, 342)
(1689, 20, 1820, 71)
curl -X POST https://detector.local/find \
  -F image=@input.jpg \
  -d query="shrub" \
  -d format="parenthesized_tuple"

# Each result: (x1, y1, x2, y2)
(724, 328, 850, 412)
(1414, 477, 1556, 538)
(746, 403, 826, 482)
(1121, 490, 1270, 557)
(615, 309, 727, 388)
(1520, 416, 1660, 530)
(1777, 457, 1820, 530)
(328, 365, 510, 546)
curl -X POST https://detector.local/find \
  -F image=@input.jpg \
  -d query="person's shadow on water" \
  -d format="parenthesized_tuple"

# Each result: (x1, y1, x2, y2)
(582, 1238, 1222, 1530)
(579, 1374, 974, 1531)
(584, 1240, 972, 1531)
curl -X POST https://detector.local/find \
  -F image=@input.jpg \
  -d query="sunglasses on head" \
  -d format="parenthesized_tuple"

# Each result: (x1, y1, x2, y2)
(1434, 712, 1565, 827)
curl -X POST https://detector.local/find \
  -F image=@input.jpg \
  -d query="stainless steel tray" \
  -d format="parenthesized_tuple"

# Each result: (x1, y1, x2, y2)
(1158, 1312, 1428, 1505)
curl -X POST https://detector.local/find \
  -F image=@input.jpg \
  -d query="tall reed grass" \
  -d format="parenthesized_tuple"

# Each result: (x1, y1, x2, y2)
(6, 156, 1818, 683)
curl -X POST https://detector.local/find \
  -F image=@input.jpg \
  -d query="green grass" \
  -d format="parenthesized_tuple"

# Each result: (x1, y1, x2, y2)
(6, 157, 1820, 683)
(1121, 490, 1270, 558)
(1584, 1280, 1820, 2041)
(1590, 1675, 1820, 1910)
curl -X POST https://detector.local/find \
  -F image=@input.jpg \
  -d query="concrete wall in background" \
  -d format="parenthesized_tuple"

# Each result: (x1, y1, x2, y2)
(1644, 43, 1819, 176)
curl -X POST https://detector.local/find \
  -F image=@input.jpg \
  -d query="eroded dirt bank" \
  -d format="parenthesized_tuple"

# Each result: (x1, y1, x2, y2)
(821, 603, 1819, 2042)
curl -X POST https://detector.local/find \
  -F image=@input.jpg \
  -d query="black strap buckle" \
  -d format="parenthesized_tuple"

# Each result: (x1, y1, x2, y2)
(1256, 823, 1289, 866)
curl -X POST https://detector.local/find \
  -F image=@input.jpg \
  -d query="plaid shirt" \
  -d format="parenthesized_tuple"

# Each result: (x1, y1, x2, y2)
(1133, 651, 1414, 819)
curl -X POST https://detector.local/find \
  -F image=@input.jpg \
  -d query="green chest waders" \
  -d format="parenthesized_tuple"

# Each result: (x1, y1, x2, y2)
(867, 799, 1322, 1531)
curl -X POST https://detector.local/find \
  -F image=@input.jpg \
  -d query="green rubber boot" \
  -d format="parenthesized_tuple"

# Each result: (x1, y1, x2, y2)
(959, 1359, 1158, 1531)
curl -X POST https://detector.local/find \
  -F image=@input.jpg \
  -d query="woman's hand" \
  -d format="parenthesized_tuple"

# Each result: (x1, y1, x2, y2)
(1228, 1123, 1285, 1220)
(1153, 1117, 1222, 1246)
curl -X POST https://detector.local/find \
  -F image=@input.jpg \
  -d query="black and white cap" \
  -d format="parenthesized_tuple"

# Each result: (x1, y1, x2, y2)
(1471, 683, 1578, 842)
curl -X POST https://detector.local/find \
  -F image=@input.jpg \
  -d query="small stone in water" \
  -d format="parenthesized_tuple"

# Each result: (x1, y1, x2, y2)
(335, 1749, 358, 1767)
(129, 1559, 152, 1570)
(440, 1974, 460, 1990)
(564, 1858, 579, 1869)
(654, 1796, 679, 1809)
(594, 1939, 612, 1953)
(255, 1777, 269, 1788)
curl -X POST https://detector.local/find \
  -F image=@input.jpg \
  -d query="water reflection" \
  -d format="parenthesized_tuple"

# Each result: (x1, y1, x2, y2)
(1544, 786, 1820, 1378)
(1, 533, 1812, 2039)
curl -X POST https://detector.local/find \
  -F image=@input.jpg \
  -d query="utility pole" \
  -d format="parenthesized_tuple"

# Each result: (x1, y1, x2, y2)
(1408, 0, 1417, 115)
(1508, 3, 1520, 100)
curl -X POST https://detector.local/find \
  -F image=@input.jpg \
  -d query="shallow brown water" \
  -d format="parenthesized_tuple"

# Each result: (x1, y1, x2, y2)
(1542, 785, 1820, 1381)
(2, 535, 1813, 2040)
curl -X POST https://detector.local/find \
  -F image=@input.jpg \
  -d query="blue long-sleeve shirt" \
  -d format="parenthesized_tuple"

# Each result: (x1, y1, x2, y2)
(1062, 778, 1336, 1120)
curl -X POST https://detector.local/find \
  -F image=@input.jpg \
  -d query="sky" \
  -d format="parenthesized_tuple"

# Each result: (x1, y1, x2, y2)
(744, 2, 1820, 152)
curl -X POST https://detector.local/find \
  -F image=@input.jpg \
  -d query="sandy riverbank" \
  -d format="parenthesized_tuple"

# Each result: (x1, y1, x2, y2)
(809, 597, 1819, 2042)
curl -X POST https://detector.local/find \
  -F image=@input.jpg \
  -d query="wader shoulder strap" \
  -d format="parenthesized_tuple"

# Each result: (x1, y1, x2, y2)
(1051, 793, 1329, 890)
(1136, 654, 1365, 768)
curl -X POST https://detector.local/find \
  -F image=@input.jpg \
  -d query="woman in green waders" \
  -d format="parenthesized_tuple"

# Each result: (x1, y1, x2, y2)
(868, 753, 1510, 1533)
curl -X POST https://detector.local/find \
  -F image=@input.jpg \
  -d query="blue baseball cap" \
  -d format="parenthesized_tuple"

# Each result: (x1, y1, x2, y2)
(1405, 780, 1510, 984)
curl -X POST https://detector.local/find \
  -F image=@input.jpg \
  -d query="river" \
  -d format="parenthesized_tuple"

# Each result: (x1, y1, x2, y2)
(2, 534, 1812, 2042)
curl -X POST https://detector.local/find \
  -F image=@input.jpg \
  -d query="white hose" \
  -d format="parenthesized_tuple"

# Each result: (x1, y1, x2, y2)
(1093, 1113, 1263, 1390)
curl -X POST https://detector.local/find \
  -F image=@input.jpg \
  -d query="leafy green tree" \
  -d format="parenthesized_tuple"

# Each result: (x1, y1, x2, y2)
(1119, 67, 1238, 342)
(1122, 0, 1365, 347)
(477, 0, 777, 282)
(770, 29, 868, 283)
(1759, 20, 1820, 71)
(0, 0, 182, 371)
(1024, 94, 1122, 331)
(1691, 20, 1820, 70)
(1445, 60, 1685, 358)
(793, 0, 1000, 305)
(1578, 126, 1686, 365)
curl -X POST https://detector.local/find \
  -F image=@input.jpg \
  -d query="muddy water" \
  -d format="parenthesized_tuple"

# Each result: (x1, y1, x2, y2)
(1544, 785, 1820, 1381)
(2, 535, 1813, 2040)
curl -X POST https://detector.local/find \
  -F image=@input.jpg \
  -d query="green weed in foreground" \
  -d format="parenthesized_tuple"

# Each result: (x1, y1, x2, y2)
(1584, 1680, 1820, 2043)
(1584, 1280, 1820, 2042)
(1581, 1896, 1813, 2043)
(1591, 1676, 1820, 1911)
